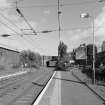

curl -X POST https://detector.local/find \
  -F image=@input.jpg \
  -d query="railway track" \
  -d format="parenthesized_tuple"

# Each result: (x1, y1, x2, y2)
(2, 68, 102, 105)
(0, 73, 29, 98)
(0, 73, 27, 89)
(0, 69, 54, 105)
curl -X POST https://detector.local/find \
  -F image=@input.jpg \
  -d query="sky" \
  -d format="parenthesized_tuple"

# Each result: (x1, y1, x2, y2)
(0, 0, 105, 56)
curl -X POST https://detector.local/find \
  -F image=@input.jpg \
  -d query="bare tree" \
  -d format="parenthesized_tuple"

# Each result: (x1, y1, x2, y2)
(58, 41, 67, 59)
(20, 50, 42, 68)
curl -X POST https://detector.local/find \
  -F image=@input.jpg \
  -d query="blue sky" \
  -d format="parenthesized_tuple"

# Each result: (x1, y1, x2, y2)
(0, 0, 105, 55)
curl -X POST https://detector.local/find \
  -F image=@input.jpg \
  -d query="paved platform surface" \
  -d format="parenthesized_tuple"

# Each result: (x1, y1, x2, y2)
(39, 70, 103, 105)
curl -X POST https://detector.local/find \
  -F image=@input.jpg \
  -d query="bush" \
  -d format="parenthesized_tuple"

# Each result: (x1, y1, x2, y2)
(81, 65, 93, 78)
(81, 65, 105, 81)
(56, 59, 68, 70)
(56, 61, 65, 70)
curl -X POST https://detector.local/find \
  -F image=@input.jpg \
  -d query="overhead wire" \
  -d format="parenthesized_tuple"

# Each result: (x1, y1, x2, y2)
(1, 8, 105, 35)
(0, 10, 46, 52)
(0, 19, 31, 49)
(0, 0, 104, 51)
(0, 12, 22, 33)
(16, 8, 37, 35)
(0, 19, 37, 51)
(0, 0, 102, 33)
(9, 23, 105, 35)
(0, 20, 22, 36)
(0, 17, 28, 50)
(0, 8, 23, 35)
(0, 12, 97, 35)
(15, 1, 37, 35)
(15, 1, 38, 50)
(0, 0, 100, 10)
(60, 0, 98, 7)
(0, 11, 38, 51)
(15, 0, 37, 35)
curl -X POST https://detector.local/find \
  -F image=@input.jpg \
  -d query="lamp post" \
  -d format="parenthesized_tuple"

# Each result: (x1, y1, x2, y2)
(80, 13, 95, 84)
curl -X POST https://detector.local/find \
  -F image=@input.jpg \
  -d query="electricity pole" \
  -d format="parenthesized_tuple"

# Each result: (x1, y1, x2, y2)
(58, 0, 62, 60)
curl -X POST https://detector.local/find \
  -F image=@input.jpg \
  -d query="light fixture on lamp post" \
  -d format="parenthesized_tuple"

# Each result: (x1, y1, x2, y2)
(80, 13, 96, 84)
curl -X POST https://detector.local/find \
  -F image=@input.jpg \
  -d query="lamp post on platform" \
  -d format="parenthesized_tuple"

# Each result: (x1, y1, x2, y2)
(80, 13, 96, 84)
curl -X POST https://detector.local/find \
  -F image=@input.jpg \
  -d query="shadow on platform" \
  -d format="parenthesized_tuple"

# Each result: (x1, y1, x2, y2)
(32, 82, 46, 87)
(53, 77, 85, 85)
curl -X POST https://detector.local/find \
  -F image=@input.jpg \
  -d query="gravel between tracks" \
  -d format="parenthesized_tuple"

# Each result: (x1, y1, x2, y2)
(0, 67, 54, 105)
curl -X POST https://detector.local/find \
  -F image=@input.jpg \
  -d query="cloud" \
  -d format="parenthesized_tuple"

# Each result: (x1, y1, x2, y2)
(0, 0, 10, 8)
(0, 0, 39, 52)
(94, 6, 105, 46)
(0, 0, 38, 32)
(61, 5, 105, 52)
(61, 28, 92, 52)
(0, 0, 56, 55)
(41, 18, 46, 23)
(95, 6, 105, 27)
(44, 10, 51, 15)
(1, 0, 105, 55)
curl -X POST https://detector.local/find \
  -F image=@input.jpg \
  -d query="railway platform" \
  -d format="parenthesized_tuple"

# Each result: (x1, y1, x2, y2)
(37, 70, 103, 105)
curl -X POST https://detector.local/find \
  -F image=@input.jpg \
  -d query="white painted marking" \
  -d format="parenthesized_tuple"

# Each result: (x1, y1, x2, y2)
(0, 71, 27, 81)
(58, 71, 61, 105)
(33, 71, 56, 105)
(50, 71, 61, 105)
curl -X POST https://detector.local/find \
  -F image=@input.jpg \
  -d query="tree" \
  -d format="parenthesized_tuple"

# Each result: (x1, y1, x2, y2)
(19, 50, 29, 67)
(20, 50, 42, 68)
(86, 44, 97, 65)
(58, 41, 67, 59)
(71, 49, 76, 61)
(87, 44, 97, 57)
(57, 42, 68, 70)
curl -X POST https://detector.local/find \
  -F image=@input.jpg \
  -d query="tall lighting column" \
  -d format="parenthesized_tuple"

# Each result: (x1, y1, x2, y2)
(80, 13, 95, 84)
